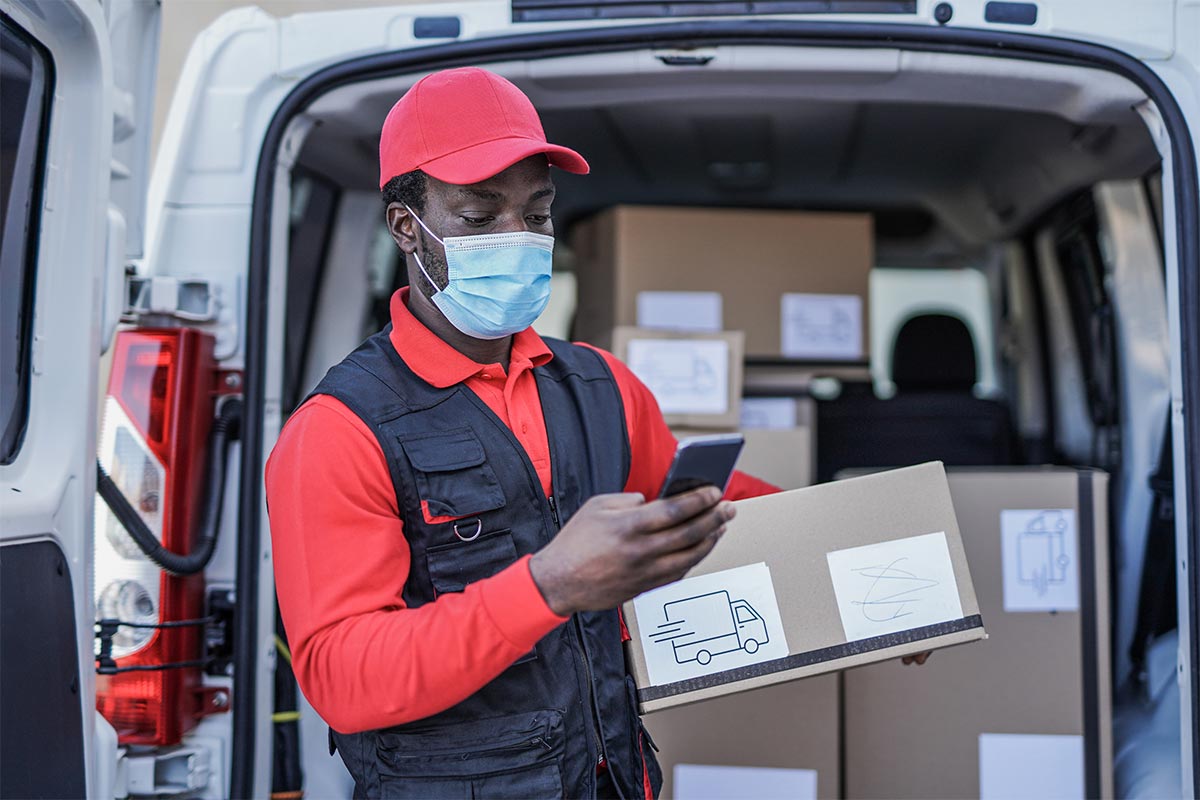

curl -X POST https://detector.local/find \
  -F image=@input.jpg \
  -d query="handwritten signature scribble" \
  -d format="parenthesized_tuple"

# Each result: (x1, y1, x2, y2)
(850, 557, 940, 622)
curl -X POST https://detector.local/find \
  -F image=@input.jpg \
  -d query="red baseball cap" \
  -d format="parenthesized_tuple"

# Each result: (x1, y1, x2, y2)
(378, 67, 589, 188)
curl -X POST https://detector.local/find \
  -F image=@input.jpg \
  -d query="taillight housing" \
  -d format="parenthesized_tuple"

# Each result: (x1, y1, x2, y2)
(95, 329, 217, 745)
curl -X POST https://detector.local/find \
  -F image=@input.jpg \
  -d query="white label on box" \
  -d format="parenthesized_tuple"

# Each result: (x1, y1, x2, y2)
(826, 531, 963, 642)
(634, 562, 789, 687)
(739, 397, 798, 429)
(675, 764, 817, 800)
(1000, 509, 1080, 613)
(781, 293, 863, 360)
(636, 291, 723, 332)
(626, 338, 730, 415)
(979, 734, 1084, 800)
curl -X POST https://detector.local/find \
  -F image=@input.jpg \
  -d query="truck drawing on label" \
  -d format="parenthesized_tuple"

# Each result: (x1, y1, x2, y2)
(647, 590, 769, 666)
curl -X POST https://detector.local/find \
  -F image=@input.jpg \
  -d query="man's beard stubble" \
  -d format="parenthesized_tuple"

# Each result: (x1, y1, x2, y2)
(417, 228, 449, 299)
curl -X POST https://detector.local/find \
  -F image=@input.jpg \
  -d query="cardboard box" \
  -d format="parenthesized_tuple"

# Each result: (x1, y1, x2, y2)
(645, 675, 841, 800)
(572, 206, 873, 359)
(842, 468, 1112, 800)
(737, 428, 813, 490)
(623, 462, 985, 715)
(741, 397, 816, 490)
(610, 327, 744, 429)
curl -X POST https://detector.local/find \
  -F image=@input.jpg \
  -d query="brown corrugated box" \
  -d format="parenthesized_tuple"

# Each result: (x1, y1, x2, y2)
(623, 462, 985, 715)
(842, 468, 1112, 799)
(572, 206, 872, 359)
(610, 327, 744, 429)
(645, 675, 841, 800)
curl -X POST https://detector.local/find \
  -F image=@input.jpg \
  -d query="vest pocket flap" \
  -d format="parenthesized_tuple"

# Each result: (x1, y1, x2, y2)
(401, 429, 505, 519)
(399, 428, 486, 472)
(426, 529, 518, 594)
(375, 709, 563, 779)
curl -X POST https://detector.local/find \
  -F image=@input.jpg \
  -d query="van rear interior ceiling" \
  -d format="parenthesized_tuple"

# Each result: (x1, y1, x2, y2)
(298, 47, 1157, 257)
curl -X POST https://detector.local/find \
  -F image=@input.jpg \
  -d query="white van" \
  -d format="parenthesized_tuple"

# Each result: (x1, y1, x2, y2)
(1, 1, 1197, 798)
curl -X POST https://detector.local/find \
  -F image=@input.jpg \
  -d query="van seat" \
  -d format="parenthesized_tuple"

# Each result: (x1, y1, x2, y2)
(816, 314, 1016, 482)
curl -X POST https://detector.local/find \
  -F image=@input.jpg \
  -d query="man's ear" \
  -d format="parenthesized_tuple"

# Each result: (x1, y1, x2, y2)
(386, 203, 418, 254)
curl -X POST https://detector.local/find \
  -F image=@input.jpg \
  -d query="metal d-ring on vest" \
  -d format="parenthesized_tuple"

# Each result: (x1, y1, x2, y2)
(454, 518, 483, 542)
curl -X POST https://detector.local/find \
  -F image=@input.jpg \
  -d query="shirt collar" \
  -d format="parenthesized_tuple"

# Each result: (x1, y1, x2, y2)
(387, 287, 553, 388)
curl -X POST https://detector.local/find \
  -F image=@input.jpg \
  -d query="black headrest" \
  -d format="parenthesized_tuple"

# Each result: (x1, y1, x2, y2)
(892, 313, 977, 392)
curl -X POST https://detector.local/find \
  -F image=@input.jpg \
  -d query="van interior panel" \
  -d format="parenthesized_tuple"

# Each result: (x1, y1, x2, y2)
(297, 48, 1158, 260)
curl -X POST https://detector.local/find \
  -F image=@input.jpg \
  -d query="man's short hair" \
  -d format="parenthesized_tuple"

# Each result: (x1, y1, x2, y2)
(381, 170, 427, 213)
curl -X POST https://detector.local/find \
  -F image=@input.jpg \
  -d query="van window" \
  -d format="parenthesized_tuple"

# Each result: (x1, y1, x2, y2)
(0, 21, 51, 464)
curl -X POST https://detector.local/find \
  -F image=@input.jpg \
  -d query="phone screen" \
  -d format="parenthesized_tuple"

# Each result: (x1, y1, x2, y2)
(658, 434, 745, 499)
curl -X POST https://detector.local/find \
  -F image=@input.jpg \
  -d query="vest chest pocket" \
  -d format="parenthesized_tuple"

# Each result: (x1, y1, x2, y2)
(400, 428, 506, 521)
(374, 709, 565, 799)
(425, 530, 519, 595)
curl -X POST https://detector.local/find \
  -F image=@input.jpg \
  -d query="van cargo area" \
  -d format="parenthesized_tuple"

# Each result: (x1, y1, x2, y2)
(264, 45, 1175, 799)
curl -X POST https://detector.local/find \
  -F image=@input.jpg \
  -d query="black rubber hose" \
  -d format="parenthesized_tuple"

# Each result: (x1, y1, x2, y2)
(96, 398, 243, 576)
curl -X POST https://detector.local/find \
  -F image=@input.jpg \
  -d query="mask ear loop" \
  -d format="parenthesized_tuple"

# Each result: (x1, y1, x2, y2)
(403, 204, 444, 293)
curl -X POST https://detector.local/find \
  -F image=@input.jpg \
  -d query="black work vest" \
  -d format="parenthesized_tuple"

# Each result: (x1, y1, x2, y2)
(309, 326, 662, 799)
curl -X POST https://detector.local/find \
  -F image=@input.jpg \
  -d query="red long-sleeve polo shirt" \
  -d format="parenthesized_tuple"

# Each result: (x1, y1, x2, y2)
(265, 287, 779, 734)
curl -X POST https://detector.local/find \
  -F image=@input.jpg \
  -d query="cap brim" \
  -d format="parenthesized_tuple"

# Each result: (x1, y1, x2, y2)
(418, 136, 589, 185)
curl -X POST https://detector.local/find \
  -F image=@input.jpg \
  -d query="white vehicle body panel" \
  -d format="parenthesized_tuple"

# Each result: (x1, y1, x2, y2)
(1, 1, 125, 796)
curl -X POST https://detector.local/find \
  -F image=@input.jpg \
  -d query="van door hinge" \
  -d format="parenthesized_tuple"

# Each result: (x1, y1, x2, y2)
(124, 275, 242, 359)
(125, 275, 221, 322)
(118, 746, 211, 798)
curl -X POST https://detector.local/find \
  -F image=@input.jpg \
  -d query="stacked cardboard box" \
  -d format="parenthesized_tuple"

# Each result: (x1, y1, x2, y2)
(609, 326, 745, 430)
(571, 206, 873, 361)
(842, 468, 1112, 800)
(643, 676, 841, 800)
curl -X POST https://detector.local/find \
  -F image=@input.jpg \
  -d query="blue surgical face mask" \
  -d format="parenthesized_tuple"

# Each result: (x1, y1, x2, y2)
(405, 205, 554, 340)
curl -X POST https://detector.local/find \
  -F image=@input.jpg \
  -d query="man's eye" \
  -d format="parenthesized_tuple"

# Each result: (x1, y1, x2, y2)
(526, 214, 551, 225)
(461, 215, 492, 225)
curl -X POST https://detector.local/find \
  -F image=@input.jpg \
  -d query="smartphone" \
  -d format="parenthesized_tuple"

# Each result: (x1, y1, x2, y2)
(658, 433, 746, 499)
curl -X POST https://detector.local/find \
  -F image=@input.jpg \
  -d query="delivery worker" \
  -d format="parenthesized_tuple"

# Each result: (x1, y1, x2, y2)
(265, 67, 779, 799)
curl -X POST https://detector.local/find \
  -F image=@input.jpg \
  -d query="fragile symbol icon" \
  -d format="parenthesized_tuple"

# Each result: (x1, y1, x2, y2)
(1016, 510, 1071, 597)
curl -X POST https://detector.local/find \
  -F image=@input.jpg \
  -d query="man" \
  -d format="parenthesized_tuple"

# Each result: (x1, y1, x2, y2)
(266, 67, 777, 799)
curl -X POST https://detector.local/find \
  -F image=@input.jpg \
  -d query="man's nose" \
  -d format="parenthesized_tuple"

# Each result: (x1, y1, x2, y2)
(495, 212, 534, 234)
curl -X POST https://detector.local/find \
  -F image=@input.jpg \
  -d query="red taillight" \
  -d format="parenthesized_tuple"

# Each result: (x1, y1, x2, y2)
(119, 336, 177, 458)
(95, 328, 218, 746)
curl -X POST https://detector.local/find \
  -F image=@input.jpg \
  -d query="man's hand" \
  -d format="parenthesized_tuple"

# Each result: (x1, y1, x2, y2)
(529, 487, 735, 616)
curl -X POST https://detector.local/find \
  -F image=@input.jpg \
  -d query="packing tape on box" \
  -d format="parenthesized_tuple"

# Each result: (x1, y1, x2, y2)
(638, 613, 984, 703)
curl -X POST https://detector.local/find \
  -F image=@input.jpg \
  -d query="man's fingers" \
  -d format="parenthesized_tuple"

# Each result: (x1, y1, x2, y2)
(631, 486, 723, 532)
(646, 525, 725, 586)
(589, 491, 646, 509)
(638, 503, 733, 557)
(901, 651, 932, 666)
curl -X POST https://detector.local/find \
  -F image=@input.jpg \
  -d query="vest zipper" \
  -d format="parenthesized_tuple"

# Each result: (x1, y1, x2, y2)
(548, 495, 610, 777)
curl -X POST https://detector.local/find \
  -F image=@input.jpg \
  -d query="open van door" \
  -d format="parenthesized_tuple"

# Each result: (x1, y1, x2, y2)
(0, 1, 159, 797)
